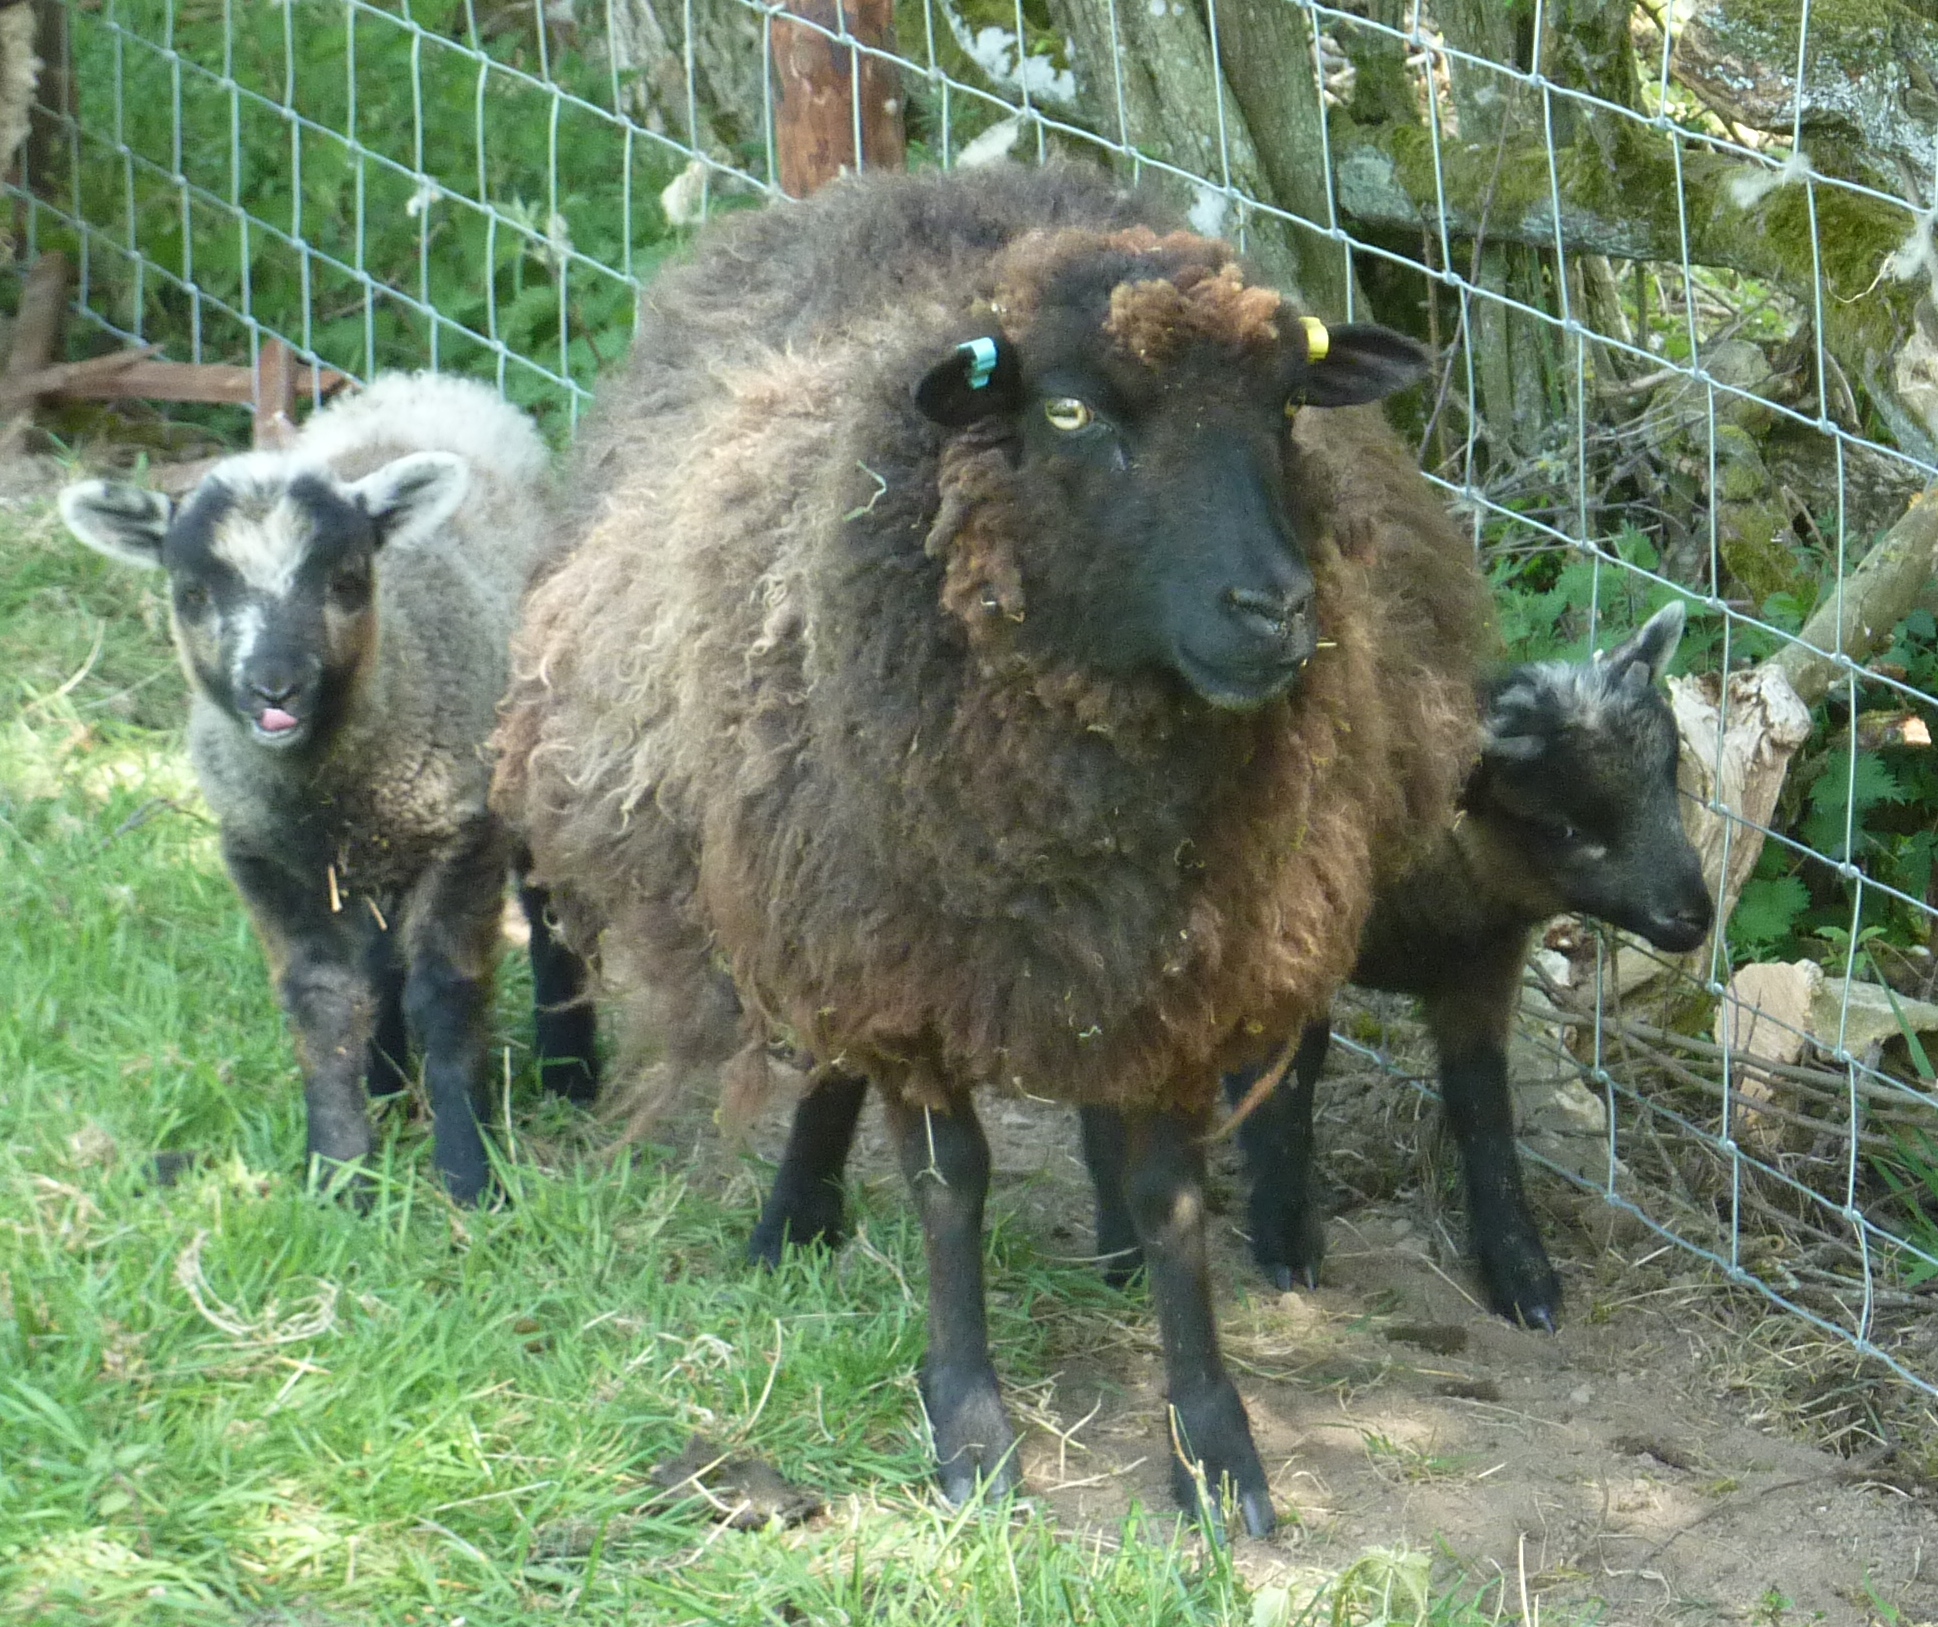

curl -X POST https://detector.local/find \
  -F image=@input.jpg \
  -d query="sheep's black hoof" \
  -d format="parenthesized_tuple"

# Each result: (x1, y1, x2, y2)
(1265, 1263, 1318, 1293)
(922, 1361, 1019, 1506)
(1099, 1247, 1145, 1290)
(536, 1008, 601, 1106)
(150, 1150, 200, 1188)
(1167, 1380, 1274, 1539)
(1475, 1231, 1563, 1332)
(1247, 1188, 1326, 1295)
(432, 1118, 495, 1209)
(747, 1181, 848, 1269)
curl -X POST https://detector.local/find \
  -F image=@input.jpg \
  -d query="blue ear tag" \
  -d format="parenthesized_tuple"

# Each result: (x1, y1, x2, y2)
(959, 337, 999, 390)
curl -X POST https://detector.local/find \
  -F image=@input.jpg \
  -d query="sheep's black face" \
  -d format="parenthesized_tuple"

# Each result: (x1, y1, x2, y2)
(57, 450, 470, 754)
(914, 278, 1429, 711)
(1476, 604, 1714, 953)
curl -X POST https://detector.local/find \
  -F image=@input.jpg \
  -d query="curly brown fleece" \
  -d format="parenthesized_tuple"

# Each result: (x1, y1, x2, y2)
(492, 164, 1487, 1122)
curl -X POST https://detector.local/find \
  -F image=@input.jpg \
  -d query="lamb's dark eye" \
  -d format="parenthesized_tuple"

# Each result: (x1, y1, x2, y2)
(176, 583, 210, 616)
(1557, 823, 1580, 845)
(1044, 397, 1094, 433)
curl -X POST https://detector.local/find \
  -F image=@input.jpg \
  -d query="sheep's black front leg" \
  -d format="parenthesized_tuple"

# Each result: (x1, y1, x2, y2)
(402, 830, 506, 1205)
(1122, 1109, 1274, 1537)
(750, 1069, 868, 1267)
(1077, 1106, 1142, 1285)
(1226, 1020, 1331, 1291)
(1420, 979, 1560, 1330)
(518, 879, 600, 1105)
(362, 921, 411, 1102)
(225, 843, 375, 1193)
(883, 1088, 1018, 1505)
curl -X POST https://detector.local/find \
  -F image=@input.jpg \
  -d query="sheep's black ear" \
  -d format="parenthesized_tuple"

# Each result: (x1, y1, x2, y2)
(1598, 600, 1686, 691)
(58, 480, 174, 569)
(913, 335, 1024, 427)
(347, 451, 470, 550)
(1296, 323, 1430, 408)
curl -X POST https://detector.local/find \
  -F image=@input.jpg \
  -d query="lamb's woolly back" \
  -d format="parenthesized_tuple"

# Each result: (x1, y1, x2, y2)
(297, 371, 549, 492)
(495, 165, 1487, 1123)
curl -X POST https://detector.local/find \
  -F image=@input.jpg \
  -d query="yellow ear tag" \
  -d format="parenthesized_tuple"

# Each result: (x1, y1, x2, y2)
(1301, 316, 1330, 362)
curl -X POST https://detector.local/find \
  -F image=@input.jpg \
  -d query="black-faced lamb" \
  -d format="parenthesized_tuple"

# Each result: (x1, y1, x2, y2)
(1084, 601, 1714, 1327)
(756, 607, 1713, 1335)
(491, 162, 1490, 1535)
(58, 371, 599, 1205)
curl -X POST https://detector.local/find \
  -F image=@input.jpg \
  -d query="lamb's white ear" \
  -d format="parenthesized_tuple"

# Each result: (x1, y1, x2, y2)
(1598, 600, 1686, 690)
(58, 480, 173, 569)
(347, 451, 470, 550)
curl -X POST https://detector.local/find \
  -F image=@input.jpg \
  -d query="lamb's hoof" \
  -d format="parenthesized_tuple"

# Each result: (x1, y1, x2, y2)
(1099, 1248, 1145, 1291)
(306, 1151, 376, 1212)
(1248, 1189, 1326, 1295)
(1167, 1380, 1275, 1539)
(1265, 1262, 1319, 1293)
(922, 1361, 1019, 1506)
(439, 1161, 494, 1209)
(1477, 1236, 1563, 1332)
(538, 1054, 600, 1107)
(747, 1185, 848, 1269)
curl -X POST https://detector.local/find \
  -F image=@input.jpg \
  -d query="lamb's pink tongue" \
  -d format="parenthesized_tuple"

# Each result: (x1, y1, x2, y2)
(259, 707, 300, 733)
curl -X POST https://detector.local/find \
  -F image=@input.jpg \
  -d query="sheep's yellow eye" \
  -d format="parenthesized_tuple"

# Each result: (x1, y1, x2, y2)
(1044, 397, 1093, 432)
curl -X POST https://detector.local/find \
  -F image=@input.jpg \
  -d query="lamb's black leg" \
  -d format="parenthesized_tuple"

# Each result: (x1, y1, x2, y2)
(401, 829, 505, 1206)
(1439, 1039, 1561, 1330)
(1077, 1106, 1142, 1285)
(1122, 1109, 1274, 1537)
(1226, 1020, 1330, 1291)
(363, 924, 411, 1102)
(224, 842, 375, 1197)
(749, 1069, 869, 1266)
(518, 879, 599, 1105)
(884, 1088, 1018, 1506)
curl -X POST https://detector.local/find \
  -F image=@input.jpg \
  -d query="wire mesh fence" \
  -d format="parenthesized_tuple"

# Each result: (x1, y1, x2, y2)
(17, 0, 1938, 1401)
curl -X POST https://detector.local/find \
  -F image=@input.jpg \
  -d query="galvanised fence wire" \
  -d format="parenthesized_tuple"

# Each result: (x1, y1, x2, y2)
(19, 0, 1938, 1402)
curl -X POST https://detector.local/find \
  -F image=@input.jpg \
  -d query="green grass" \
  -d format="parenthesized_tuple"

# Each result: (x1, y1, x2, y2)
(0, 489, 1518, 1624)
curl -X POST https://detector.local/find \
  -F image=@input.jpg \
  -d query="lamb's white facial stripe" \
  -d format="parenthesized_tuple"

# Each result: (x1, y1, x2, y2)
(210, 495, 313, 598)
(228, 601, 266, 686)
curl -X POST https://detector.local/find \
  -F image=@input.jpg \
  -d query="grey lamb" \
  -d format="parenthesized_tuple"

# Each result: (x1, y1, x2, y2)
(59, 371, 598, 1204)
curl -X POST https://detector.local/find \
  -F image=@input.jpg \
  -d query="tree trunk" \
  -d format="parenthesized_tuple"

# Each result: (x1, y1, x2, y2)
(1207, 0, 1354, 318)
(1329, 116, 1938, 460)
(606, 0, 768, 165)
(1674, 0, 1938, 193)
(1045, 0, 1309, 296)
(1436, 0, 1559, 463)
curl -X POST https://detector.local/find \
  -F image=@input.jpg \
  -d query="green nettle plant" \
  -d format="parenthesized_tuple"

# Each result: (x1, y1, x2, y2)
(64, 0, 689, 435)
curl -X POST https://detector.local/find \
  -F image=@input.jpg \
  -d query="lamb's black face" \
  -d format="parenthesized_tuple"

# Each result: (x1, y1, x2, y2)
(57, 449, 469, 755)
(161, 474, 383, 752)
(1477, 605, 1715, 952)
(913, 265, 1429, 711)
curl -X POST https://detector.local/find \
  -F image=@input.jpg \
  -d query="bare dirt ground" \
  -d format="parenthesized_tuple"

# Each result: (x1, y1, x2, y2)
(682, 1044, 1938, 1626)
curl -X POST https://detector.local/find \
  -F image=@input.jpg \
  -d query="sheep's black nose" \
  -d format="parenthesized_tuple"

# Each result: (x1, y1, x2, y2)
(248, 678, 302, 705)
(1224, 585, 1314, 645)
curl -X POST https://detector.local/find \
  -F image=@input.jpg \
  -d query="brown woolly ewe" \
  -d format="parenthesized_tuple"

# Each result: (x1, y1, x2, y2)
(493, 162, 1488, 1533)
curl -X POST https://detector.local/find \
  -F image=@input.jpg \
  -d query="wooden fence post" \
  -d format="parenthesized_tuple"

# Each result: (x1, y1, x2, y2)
(771, 0, 904, 199)
(253, 339, 298, 449)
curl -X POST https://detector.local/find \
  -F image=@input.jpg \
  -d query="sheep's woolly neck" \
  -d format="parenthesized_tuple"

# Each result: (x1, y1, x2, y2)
(492, 163, 1487, 1121)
